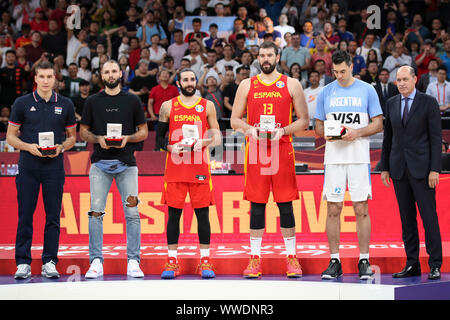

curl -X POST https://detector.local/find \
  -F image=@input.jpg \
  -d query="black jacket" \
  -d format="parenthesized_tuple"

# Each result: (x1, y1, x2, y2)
(374, 81, 399, 115)
(380, 90, 442, 179)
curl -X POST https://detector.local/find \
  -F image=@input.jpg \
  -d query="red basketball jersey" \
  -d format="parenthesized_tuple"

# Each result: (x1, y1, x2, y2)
(164, 96, 211, 184)
(247, 74, 293, 144)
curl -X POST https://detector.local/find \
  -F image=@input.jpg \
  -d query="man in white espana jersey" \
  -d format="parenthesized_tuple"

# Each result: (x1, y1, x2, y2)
(314, 50, 383, 280)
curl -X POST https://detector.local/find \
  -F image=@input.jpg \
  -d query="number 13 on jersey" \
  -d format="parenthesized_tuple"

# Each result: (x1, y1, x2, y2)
(263, 103, 273, 115)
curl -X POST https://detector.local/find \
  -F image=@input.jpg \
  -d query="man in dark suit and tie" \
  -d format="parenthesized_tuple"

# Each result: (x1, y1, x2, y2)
(380, 66, 443, 280)
(374, 68, 399, 115)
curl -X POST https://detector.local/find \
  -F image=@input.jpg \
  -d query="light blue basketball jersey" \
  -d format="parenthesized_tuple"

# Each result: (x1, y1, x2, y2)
(314, 79, 383, 164)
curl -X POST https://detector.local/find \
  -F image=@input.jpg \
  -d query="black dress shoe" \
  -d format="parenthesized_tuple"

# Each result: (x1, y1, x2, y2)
(428, 267, 441, 280)
(392, 264, 421, 278)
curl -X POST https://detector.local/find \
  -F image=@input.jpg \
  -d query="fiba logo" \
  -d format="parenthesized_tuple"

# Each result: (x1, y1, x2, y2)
(195, 105, 204, 113)
(276, 81, 285, 89)
(66, 5, 81, 30)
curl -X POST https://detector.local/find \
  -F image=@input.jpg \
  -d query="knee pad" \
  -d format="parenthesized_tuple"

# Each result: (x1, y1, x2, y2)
(278, 202, 295, 228)
(250, 202, 266, 230)
(194, 207, 211, 245)
(167, 207, 182, 245)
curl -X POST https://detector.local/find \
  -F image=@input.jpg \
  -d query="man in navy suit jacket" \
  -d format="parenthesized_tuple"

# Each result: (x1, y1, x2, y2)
(379, 66, 442, 280)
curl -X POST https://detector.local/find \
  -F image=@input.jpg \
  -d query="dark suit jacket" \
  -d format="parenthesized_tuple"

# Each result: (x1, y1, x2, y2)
(374, 81, 399, 115)
(380, 90, 442, 180)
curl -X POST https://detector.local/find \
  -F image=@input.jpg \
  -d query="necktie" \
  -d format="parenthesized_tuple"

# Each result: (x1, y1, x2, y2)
(383, 84, 387, 99)
(402, 97, 409, 126)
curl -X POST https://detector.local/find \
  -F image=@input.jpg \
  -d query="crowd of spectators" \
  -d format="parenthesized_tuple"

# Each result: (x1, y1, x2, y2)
(0, 0, 449, 135)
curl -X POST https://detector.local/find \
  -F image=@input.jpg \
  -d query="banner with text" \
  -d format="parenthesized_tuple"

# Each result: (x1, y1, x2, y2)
(1, 175, 449, 244)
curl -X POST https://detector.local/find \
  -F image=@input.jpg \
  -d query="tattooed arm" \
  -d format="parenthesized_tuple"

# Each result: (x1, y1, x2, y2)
(156, 101, 172, 151)
(159, 100, 172, 123)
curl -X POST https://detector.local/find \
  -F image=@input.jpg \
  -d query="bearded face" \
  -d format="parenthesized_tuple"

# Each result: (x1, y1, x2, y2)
(258, 47, 279, 75)
(178, 70, 197, 97)
(259, 59, 277, 74)
(101, 61, 122, 89)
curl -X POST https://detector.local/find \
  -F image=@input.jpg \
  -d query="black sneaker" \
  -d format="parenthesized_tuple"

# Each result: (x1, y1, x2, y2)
(358, 259, 374, 280)
(321, 258, 343, 279)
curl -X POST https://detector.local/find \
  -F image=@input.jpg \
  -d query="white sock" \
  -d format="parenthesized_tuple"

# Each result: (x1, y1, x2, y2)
(168, 250, 177, 259)
(330, 253, 340, 262)
(250, 237, 262, 257)
(200, 248, 210, 258)
(283, 236, 296, 256)
(359, 253, 369, 261)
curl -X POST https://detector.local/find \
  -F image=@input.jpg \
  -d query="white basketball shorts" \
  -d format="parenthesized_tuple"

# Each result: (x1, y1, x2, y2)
(323, 163, 372, 202)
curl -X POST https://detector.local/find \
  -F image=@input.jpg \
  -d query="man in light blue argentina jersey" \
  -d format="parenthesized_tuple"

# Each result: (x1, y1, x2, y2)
(314, 51, 383, 280)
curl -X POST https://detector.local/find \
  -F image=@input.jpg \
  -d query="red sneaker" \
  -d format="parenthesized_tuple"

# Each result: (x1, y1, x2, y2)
(286, 255, 302, 278)
(196, 257, 216, 278)
(161, 257, 180, 279)
(243, 255, 262, 278)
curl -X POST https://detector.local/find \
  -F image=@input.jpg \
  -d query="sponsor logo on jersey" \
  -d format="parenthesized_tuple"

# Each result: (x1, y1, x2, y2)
(276, 80, 285, 88)
(330, 113, 361, 124)
(174, 114, 202, 122)
(54, 106, 62, 114)
(195, 104, 204, 112)
(253, 91, 282, 99)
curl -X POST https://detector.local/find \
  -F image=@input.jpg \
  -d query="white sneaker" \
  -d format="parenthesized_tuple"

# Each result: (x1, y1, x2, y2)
(15, 264, 31, 279)
(85, 258, 103, 279)
(41, 261, 60, 279)
(127, 259, 144, 278)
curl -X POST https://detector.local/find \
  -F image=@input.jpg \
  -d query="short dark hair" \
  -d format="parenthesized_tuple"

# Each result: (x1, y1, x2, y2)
(192, 18, 202, 24)
(308, 70, 320, 78)
(35, 61, 55, 74)
(178, 68, 197, 80)
(259, 41, 279, 56)
(332, 50, 352, 66)
(5, 49, 16, 56)
(79, 79, 90, 86)
(437, 65, 448, 73)
(240, 50, 252, 57)
(101, 59, 120, 72)
(236, 64, 250, 74)
(164, 55, 174, 62)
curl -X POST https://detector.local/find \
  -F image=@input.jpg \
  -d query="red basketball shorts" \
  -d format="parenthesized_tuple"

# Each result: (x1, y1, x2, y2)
(161, 181, 215, 209)
(244, 141, 299, 203)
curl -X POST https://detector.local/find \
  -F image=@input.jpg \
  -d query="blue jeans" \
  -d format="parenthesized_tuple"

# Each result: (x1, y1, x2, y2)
(88, 164, 141, 263)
